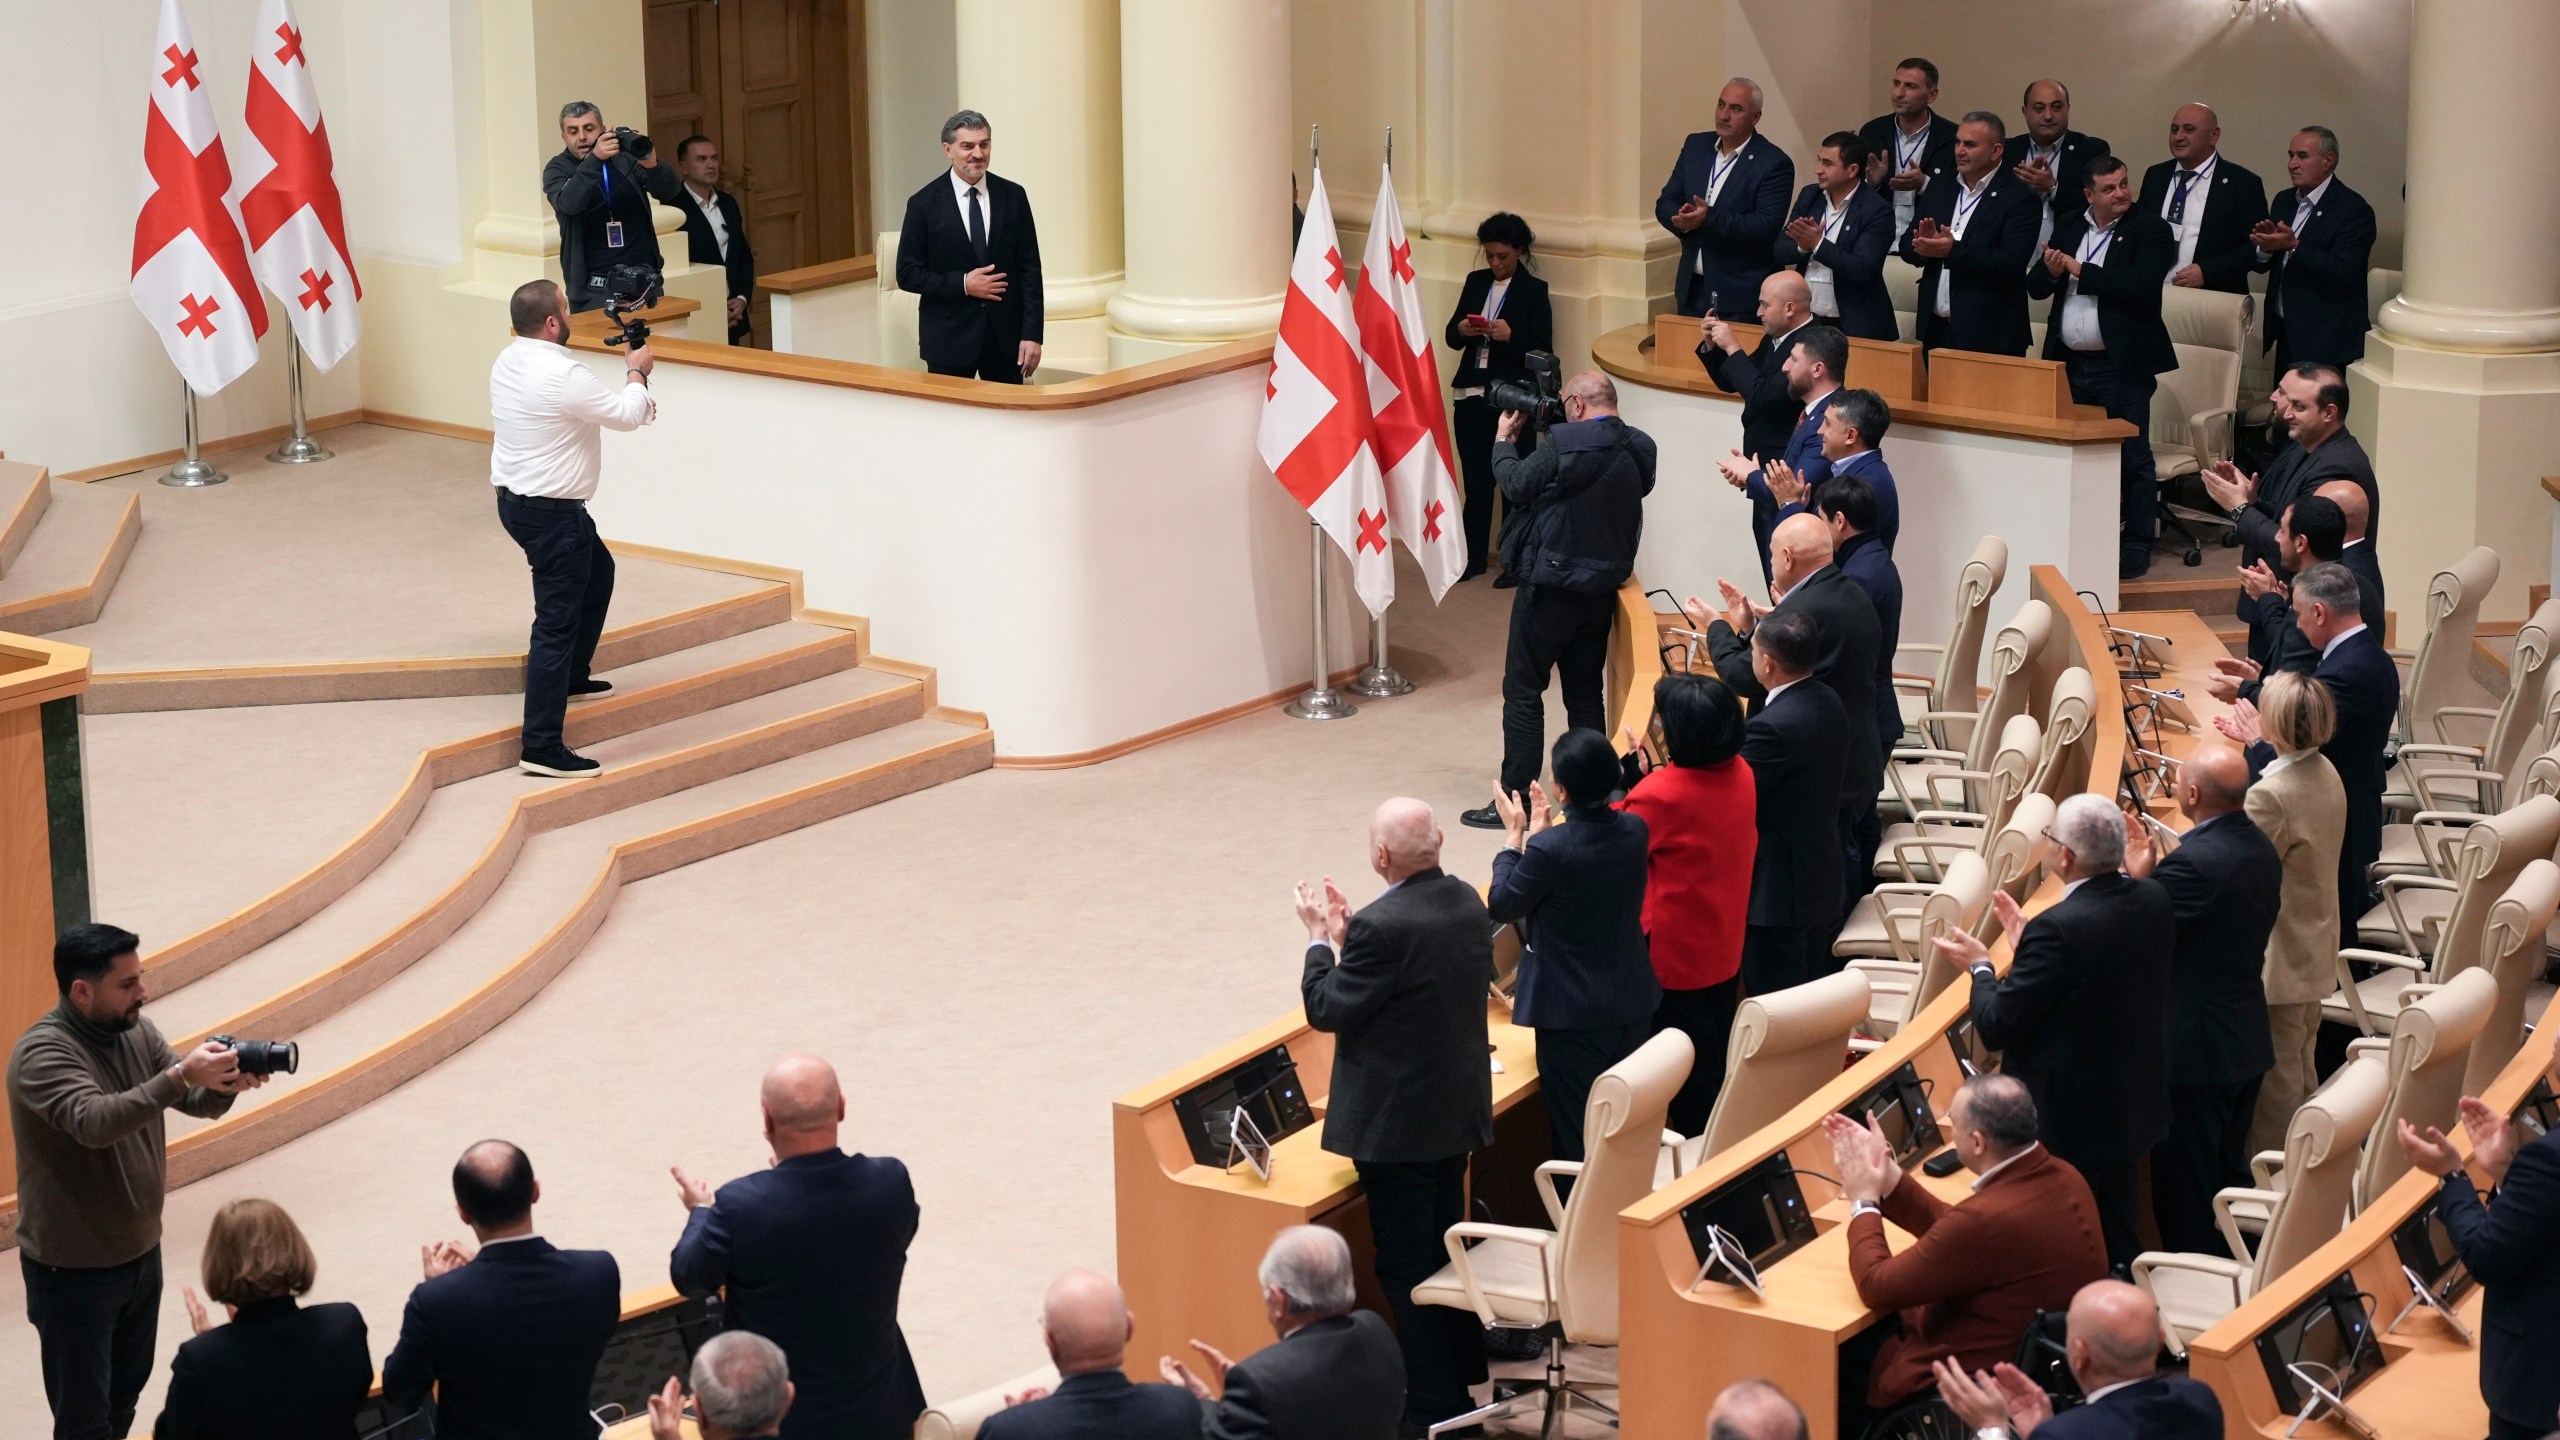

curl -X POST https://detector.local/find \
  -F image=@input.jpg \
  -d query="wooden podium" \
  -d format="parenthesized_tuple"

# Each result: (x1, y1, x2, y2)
(0, 631, 93, 1207)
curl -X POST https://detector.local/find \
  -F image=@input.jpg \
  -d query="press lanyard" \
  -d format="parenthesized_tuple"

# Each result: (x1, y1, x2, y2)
(2077, 222, 2117, 268)
(1821, 199, 1850, 245)
(600, 161, 626, 248)
(1707, 147, 1742, 204)
(1950, 183, 1988, 235)
(1897, 125, 1927, 172)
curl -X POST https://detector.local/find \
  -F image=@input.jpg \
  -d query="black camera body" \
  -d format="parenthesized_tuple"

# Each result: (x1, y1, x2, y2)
(593, 263, 665, 349)
(208, 1034, 299, 1077)
(1487, 350, 1566, 431)
(612, 125, 654, 162)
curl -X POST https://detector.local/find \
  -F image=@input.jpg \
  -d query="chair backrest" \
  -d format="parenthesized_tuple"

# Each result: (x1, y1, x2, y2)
(1969, 713, 2044, 827)
(2028, 667, 2096, 797)
(2161, 285, 2252, 352)
(2357, 968, 2498, 1209)
(2521, 730, 2560, 802)
(2465, 858, 2560, 1095)
(2428, 794, 2560, 978)
(1698, 970, 1870, 1161)
(1987, 792, 2057, 904)
(1929, 536, 2010, 726)
(2253, 1054, 2391, 1288)
(2151, 344, 2243, 461)
(2401, 547, 2502, 743)
(2472, 597, 2560, 783)
(1956, 600, 2053, 764)
(1907, 852, 1995, 1016)
(1554, 1027, 1691, 1342)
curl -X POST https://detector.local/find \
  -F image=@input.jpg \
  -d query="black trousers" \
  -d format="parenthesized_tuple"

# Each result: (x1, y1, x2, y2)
(1741, 923, 1820, 997)
(1500, 585, 1617, 797)
(925, 323, 1025, 383)
(23, 1246, 161, 1440)
(498, 493, 616, 754)
(1355, 1156, 1486, 1426)
(2062, 350, 2160, 567)
(1535, 1019, 1653, 1164)
(1452, 396, 1498, 575)
(2152, 1075, 2266, 1256)
(2077, 1157, 2147, 1271)
(1655, 979, 1742, 1135)
(2490, 1412, 2550, 1440)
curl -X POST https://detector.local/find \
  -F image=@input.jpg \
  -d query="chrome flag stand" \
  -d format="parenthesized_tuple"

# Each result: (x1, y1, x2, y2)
(267, 333, 333, 463)
(1347, 124, 1414, 700)
(1285, 518, 1358, 720)
(158, 382, 227, 487)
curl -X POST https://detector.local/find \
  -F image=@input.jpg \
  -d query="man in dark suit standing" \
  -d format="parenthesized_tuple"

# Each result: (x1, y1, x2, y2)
(2006, 80, 2111, 252)
(2254, 126, 2378, 371)
(1297, 799, 1493, 1436)
(1656, 78, 1795, 318)
(977, 1272, 1199, 1440)
(1161, 1226, 1404, 1440)
(2397, 1023, 2560, 1440)
(2200, 363, 2379, 640)
(895, 110, 1043, 381)
(674, 136, 756, 345)
(1937, 1281, 2223, 1440)
(2236, 494, 2384, 675)
(2029, 155, 2177, 579)
(544, 102, 687, 313)
(1756, 388, 1903, 567)
(1709, 610, 1847, 993)
(2137, 104, 2268, 294)
(2124, 742, 2281, 1255)
(1941, 794, 2177, 1267)
(1860, 58, 1958, 245)
(670, 1055, 926, 1440)
(1776, 133, 1899, 341)
(383, 1142, 621, 1440)
(1816, 471, 1905, 760)
(1699, 271, 1820, 466)
(1901, 112, 2041, 358)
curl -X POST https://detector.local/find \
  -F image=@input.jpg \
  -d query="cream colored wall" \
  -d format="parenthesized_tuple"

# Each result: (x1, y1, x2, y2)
(867, 0, 957, 233)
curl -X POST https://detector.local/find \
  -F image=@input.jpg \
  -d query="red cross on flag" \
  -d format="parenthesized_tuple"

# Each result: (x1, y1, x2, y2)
(1257, 163, 1395, 618)
(1353, 166, 1467, 602)
(233, 0, 361, 370)
(132, 0, 268, 396)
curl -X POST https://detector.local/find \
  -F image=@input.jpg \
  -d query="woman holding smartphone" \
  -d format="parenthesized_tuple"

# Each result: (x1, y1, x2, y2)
(1443, 212, 1552, 582)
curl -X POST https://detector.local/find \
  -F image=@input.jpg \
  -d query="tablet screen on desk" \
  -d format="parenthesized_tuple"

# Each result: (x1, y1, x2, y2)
(1841, 1062, 1943, 1166)
(2391, 1196, 2473, 1309)
(2519, 1078, 2559, 1138)
(1171, 1046, 1318, 1169)
(1680, 1152, 1818, 1277)
(2255, 1274, 2383, 1413)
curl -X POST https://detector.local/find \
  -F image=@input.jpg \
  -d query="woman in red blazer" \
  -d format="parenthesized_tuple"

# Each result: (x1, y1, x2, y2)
(1617, 672, 1756, 1133)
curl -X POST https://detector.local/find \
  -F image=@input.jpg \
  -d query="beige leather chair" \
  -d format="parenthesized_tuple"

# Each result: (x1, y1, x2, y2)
(1885, 256, 1922, 347)
(2131, 1052, 2388, 1346)
(1413, 1028, 1692, 1436)
(1874, 714, 2040, 883)
(2354, 967, 2497, 1210)
(913, 1366, 1063, 1440)
(2153, 289, 2253, 554)
(2389, 546, 2502, 766)
(1661, 970, 1871, 1180)
(1896, 536, 2010, 747)
(2025, 667, 2096, 798)
(1841, 852, 1991, 1052)
(2334, 794, 2560, 1034)
(1885, 600, 2053, 820)
(2464, 858, 2560, 1096)
(2377, 601, 2560, 876)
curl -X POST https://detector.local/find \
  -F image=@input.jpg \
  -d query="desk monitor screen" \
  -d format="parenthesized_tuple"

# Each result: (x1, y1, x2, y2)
(1680, 1152, 1818, 1277)
(2391, 1194, 2474, 1309)
(1842, 1062, 1943, 1165)
(1946, 1018, 1980, 1079)
(2520, 1078, 2559, 1138)
(1170, 1046, 1317, 1169)
(2255, 1274, 2383, 1414)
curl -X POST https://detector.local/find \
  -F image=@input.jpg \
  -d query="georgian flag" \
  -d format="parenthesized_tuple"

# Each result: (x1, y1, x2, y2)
(1353, 166, 1468, 602)
(1257, 164, 1394, 618)
(132, 0, 268, 394)
(233, 0, 361, 369)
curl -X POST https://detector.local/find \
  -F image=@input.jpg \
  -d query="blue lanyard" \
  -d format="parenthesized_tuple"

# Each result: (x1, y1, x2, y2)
(2077, 221, 2117, 267)
(1951, 184, 1988, 233)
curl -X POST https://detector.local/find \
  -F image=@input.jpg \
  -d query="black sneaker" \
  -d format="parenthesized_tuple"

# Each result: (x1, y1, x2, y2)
(518, 746, 601, 779)
(568, 679, 613, 701)
(1459, 803, 1505, 830)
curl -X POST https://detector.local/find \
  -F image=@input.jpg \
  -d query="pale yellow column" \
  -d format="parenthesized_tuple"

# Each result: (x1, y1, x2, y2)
(1105, 0, 1291, 366)
(954, 0, 1123, 376)
(2354, 0, 2560, 618)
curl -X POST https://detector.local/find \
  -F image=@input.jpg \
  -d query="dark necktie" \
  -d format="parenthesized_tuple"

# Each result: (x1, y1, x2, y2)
(2168, 169, 2200, 225)
(966, 186, 986, 261)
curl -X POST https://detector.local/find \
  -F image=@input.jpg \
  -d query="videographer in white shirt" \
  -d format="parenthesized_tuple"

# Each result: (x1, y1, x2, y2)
(489, 277, 656, 778)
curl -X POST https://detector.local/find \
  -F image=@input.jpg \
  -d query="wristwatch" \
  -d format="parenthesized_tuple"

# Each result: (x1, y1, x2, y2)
(1969, 961, 1998, 987)
(1850, 1199, 1882, 1219)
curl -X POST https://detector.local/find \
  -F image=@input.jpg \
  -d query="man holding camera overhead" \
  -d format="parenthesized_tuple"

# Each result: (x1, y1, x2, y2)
(546, 101, 687, 313)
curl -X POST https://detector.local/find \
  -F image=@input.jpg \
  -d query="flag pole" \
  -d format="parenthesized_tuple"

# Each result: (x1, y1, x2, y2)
(1350, 123, 1414, 699)
(1285, 123, 1357, 722)
(268, 332, 333, 464)
(158, 380, 227, 487)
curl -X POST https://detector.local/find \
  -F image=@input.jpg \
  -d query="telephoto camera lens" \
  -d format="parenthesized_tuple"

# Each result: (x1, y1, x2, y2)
(614, 126, 654, 161)
(207, 1034, 300, 1077)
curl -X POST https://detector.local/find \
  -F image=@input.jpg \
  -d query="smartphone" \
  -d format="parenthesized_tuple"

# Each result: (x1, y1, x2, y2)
(1465, 314, 1493, 327)
(1922, 1148, 1965, 1179)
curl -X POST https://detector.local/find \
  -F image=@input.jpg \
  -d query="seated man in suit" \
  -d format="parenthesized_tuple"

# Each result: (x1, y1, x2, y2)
(2199, 363, 2380, 642)
(2028, 155, 2176, 579)
(1814, 472, 1904, 758)
(2005, 79, 2111, 251)
(1161, 1226, 1404, 1440)
(2253, 126, 2377, 371)
(978, 1271, 1197, 1440)
(1828, 1074, 2108, 1428)
(1777, 132, 1898, 341)
(894, 109, 1043, 381)
(1936, 1280, 2222, 1438)
(2123, 742, 2282, 1255)
(382, 1141, 621, 1440)
(1938, 794, 2177, 1267)
(674, 135, 755, 345)
(1712, 318, 1844, 581)
(1717, 608, 1847, 995)
(1655, 77, 1794, 318)
(670, 1054, 926, 1440)
(2137, 103, 2268, 294)
(1901, 112, 2041, 358)
(647, 1332, 795, 1440)
(1296, 799, 1492, 1435)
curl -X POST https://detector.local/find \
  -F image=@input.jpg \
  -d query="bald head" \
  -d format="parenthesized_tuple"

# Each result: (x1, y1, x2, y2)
(2314, 479, 2369, 542)
(2067, 1280, 2164, 1388)
(1563, 370, 1618, 415)
(1369, 797, 1443, 882)
(1037, 1269, 1134, 1376)
(2181, 740, 2250, 819)
(1760, 271, 1812, 332)
(761, 1054, 844, 1152)
(2168, 103, 2221, 165)
(452, 1139, 537, 1234)
(1706, 1379, 1809, 1440)
(1769, 513, 1835, 595)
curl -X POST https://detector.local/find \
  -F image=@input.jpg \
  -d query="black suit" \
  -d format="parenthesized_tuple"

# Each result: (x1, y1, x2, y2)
(2260, 178, 2377, 370)
(2137, 156, 2269, 294)
(2030, 208, 2178, 569)
(1858, 113, 1959, 242)
(2002, 131, 2113, 237)
(2246, 627, 2400, 946)
(381, 1237, 620, 1440)
(670, 1149, 926, 1440)
(1699, 321, 1813, 465)
(1201, 1310, 1405, 1440)
(1732, 678, 1849, 993)
(154, 1297, 371, 1440)
(1773, 184, 1898, 340)
(1302, 868, 1492, 1429)
(1900, 175, 2041, 357)
(2032, 1376, 2220, 1440)
(2229, 430, 2381, 636)
(1444, 268, 1554, 575)
(2438, 1125, 2560, 1439)
(2145, 812, 2283, 1255)
(1656, 132, 1795, 317)
(678, 184, 756, 344)
(976, 1371, 1200, 1440)
(2249, 540, 2386, 676)
(894, 170, 1043, 381)
(1969, 872, 2177, 1265)
(1491, 808, 1660, 1163)
(543, 148, 686, 312)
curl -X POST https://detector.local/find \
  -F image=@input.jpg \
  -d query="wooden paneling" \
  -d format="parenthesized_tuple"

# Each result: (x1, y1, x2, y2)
(0, 633, 87, 1201)
(1925, 349, 2078, 420)
(643, 0, 718, 146)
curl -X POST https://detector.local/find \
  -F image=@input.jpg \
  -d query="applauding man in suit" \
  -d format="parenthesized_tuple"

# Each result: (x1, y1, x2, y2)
(1860, 58, 1958, 244)
(979, 1272, 1199, 1440)
(1937, 1281, 2222, 1439)
(1713, 319, 1845, 581)
(1777, 133, 1898, 340)
(2138, 104, 2268, 293)
(895, 110, 1043, 381)
(1723, 610, 1849, 994)
(1164, 1227, 1405, 1440)
(2254, 126, 2378, 371)
(1902, 112, 2041, 357)
(1656, 79, 1795, 318)
(2006, 80, 2111, 250)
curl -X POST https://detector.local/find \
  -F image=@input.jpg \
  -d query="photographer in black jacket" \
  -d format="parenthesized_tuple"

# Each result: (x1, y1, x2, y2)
(545, 102, 686, 313)
(1463, 370, 1657, 829)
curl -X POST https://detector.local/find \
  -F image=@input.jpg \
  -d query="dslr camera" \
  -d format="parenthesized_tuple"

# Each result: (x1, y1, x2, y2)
(592, 262, 665, 349)
(1487, 350, 1566, 433)
(208, 1034, 299, 1077)
(612, 125, 655, 162)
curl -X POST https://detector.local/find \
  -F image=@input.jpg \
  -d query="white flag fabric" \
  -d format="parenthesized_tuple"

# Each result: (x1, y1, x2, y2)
(1353, 165, 1468, 602)
(131, 0, 268, 395)
(233, 0, 361, 369)
(1256, 164, 1395, 618)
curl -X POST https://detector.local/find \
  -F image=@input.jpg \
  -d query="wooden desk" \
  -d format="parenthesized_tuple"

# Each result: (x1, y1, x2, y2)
(2114, 608, 2240, 817)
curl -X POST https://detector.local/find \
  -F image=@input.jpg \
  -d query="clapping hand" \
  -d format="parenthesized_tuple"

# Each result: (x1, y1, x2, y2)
(1819, 1111, 1901, 1204)
(1493, 783, 1555, 848)
(2459, 1094, 2519, 1184)
(1932, 922, 1992, 973)
(2396, 1116, 2466, 1178)
(646, 1377, 690, 1440)
(2200, 459, 2257, 511)
(1934, 1358, 2054, 1437)
(1765, 459, 1806, 507)
(1712, 577, 1758, 635)
(1907, 217, 1953, 259)
(1717, 449, 1756, 492)
(1890, 160, 1928, 193)
(1157, 1338, 1237, 1399)
(1670, 196, 1708, 232)
(1620, 723, 1658, 775)
(2215, 697, 2264, 746)
(2251, 219, 2300, 253)
(1990, 889, 2026, 941)
(183, 1286, 218, 1335)
(1293, 877, 1350, 948)
(2040, 246, 2072, 278)
(2238, 560, 2285, 601)
(2206, 655, 2260, 704)
(1785, 214, 1824, 254)
(421, 1239, 471, 1280)
(669, 1164, 714, 1211)
(2014, 157, 2056, 193)
(2122, 809, 2158, 877)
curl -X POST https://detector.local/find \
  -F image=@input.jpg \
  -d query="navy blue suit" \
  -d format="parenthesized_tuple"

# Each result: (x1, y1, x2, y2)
(1834, 529, 1904, 754)
(1773, 183, 1898, 340)
(1742, 388, 1834, 584)
(671, 1149, 927, 1440)
(1771, 444, 1899, 557)
(1490, 807, 1660, 1161)
(1657, 132, 1795, 317)
(1900, 175, 2041, 356)
(2033, 1376, 2220, 1439)
(2438, 1125, 2560, 1438)
(2260, 178, 2378, 370)
(381, 1237, 620, 1440)
(2246, 626, 2399, 943)
(975, 1371, 1201, 1440)
(1732, 678, 1850, 993)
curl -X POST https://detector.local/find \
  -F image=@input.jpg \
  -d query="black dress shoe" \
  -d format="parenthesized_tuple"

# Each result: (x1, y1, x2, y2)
(568, 678, 613, 700)
(1490, 571, 1519, 590)
(1459, 563, 1487, 581)
(1459, 803, 1505, 830)
(518, 746, 601, 778)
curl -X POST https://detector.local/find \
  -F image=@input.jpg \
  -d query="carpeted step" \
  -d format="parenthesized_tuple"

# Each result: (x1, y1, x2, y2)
(0, 480, 139, 633)
(0, 460, 49, 577)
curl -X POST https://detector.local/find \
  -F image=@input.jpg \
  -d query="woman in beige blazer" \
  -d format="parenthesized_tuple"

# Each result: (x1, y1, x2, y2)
(2243, 671, 2349, 1155)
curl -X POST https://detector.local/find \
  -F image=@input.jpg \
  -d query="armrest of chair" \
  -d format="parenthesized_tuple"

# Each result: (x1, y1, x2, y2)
(2344, 1036, 2392, 1064)
(2340, 946, 2430, 972)
(2397, 742, 2486, 764)
(2375, 875, 2457, 953)
(2394, 981, 2445, 1011)
(2187, 404, 2239, 461)
(1890, 746, 1969, 765)
(2128, 1251, 2252, 1354)
(1891, 675, 1937, 696)
(2248, 1150, 2287, 1190)
(1437, 1222, 1557, 1325)
(2429, 707, 2500, 746)
(1922, 770, 1991, 813)
(2213, 1187, 2285, 1265)
(1533, 1160, 1581, 1232)
(2412, 766, 2500, 814)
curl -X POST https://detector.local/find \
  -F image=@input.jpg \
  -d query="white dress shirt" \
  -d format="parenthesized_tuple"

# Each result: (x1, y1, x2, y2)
(948, 167, 991, 244)
(2159, 151, 2219, 275)
(1889, 117, 1933, 239)
(2263, 175, 2332, 315)
(2321, 621, 2369, 660)
(2058, 219, 2120, 351)
(488, 336, 655, 501)
(1934, 175, 1993, 318)
(1692, 139, 1750, 275)
(1805, 189, 1853, 317)
(2024, 137, 2065, 254)
(686, 183, 730, 261)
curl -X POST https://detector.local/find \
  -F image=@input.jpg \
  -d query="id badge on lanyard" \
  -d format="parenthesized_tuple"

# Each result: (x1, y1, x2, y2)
(602, 163, 627, 249)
